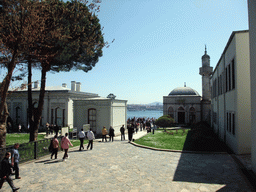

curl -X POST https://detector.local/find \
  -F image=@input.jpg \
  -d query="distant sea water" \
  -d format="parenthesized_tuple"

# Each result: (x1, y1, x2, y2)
(127, 110, 163, 119)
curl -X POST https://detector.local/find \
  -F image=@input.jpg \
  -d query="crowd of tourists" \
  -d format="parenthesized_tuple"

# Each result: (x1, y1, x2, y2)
(1, 118, 157, 191)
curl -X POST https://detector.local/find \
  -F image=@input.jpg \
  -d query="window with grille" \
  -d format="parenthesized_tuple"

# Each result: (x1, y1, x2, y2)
(88, 108, 96, 131)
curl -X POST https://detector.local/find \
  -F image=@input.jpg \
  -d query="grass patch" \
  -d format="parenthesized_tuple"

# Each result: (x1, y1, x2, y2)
(6, 133, 87, 148)
(134, 122, 227, 152)
(6, 133, 45, 146)
(134, 129, 189, 150)
(70, 139, 88, 148)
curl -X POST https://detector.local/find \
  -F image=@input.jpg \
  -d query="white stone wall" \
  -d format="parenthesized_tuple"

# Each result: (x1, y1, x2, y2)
(249, 0, 256, 174)
(211, 31, 251, 154)
(73, 99, 123, 135)
(112, 101, 127, 134)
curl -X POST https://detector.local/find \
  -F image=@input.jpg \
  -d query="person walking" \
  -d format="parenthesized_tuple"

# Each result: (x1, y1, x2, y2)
(127, 124, 134, 142)
(102, 126, 108, 142)
(0, 152, 20, 192)
(11, 143, 21, 179)
(54, 124, 59, 136)
(51, 135, 59, 159)
(87, 128, 95, 150)
(120, 125, 125, 141)
(109, 126, 115, 142)
(78, 129, 86, 151)
(61, 133, 73, 161)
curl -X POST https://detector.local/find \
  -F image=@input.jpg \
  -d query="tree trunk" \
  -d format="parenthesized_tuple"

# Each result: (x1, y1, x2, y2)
(0, 50, 17, 120)
(0, 103, 9, 160)
(28, 59, 35, 142)
(0, 50, 17, 154)
(31, 63, 48, 141)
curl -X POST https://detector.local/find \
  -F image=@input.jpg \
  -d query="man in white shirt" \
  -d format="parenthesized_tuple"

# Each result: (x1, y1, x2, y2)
(87, 128, 95, 150)
(78, 129, 85, 151)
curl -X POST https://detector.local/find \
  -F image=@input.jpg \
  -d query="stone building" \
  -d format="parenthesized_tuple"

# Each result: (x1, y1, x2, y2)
(210, 30, 251, 154)
(163, 86, 201, 124)
(7, 81, 127, 135)
(248, 0, 256, 175)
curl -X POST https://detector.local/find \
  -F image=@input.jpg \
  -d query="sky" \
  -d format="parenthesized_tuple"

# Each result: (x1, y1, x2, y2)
(3, 0, 249, 104)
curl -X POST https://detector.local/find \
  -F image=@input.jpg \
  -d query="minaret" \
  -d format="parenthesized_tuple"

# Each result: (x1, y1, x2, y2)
(199, 46, 213, 122)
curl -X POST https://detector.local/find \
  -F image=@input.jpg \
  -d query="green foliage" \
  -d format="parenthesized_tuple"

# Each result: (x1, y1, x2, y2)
(6, 134, 45, 146)
(155, 115, 175, 128)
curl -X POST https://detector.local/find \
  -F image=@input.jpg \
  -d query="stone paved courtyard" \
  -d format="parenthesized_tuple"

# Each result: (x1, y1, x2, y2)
(0, 132, 254, 192)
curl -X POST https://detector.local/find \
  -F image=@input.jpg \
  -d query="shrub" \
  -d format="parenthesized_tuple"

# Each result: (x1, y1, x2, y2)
(155, 115, 175, 131)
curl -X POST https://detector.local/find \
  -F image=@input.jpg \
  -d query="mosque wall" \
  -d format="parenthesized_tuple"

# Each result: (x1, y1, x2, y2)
(163, 95, 201, 124)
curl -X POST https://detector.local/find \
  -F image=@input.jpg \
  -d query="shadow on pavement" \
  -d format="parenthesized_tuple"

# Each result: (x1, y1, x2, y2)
(44, 159, 63, 164)
(69, 150, 88, 153)
(35, 159, 52, 163)
(172, 124, 254, 191)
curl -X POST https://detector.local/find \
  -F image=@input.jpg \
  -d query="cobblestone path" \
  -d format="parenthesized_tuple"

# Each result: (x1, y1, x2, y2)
(0, 137, 253, 192)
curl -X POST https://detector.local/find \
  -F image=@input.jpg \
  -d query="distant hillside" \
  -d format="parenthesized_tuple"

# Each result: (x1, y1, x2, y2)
(147, 102, 163, 106)
(127, 102, 163, 111)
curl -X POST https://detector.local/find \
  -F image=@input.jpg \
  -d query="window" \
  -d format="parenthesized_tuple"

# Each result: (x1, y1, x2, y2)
(88, 108, 96, 131)
(226, 111, 235, 135)
(232, 113, 235, 135)
(225, 68, 228, 92)
(228, 64, 231, 91)
(232, 59, 235, 90)
(15, 106, 21, 125)
(51, 107, 65, 127)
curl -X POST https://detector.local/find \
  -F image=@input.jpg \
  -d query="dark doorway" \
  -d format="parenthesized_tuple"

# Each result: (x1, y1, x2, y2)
(178, 112, 185, 123)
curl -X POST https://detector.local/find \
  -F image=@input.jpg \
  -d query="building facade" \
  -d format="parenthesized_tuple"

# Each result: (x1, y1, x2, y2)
(248, 0, 256, 173)
(7, 81, 127, 135)
(163, 86, 201, 124)
(210, 30, 251, 154)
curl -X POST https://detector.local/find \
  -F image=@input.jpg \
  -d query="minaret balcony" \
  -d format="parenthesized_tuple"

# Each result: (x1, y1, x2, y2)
(199, 66, 213, 76)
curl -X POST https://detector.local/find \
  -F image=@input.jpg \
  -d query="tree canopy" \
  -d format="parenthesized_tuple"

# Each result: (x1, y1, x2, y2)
(0, 0, 105, 145)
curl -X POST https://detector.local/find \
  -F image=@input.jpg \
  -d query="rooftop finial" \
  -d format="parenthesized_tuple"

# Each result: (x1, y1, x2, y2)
(205, 44, 207, 54)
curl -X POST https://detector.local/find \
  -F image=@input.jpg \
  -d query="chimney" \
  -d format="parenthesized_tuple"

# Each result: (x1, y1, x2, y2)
(62, 83, 67, 88)
(34, 81, 39, 89)
(76, 82, 81, 92)
(71, 81, 76, 91)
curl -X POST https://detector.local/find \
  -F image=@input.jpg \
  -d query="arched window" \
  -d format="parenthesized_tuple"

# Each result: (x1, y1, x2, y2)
(168, 106, 174, 118)
(178, 107, 185, 112)
(88, 108, 96, 131)
(51, 107, 65, 127)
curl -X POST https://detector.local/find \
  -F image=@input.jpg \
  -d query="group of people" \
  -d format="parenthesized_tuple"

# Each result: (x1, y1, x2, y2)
(101, 126, 115, 142)
(46, 123, 60, 136)
(0, 143, 21, 192)
(49, 128, 95, 161)
(127, 117, 156, 134)
(1, 120, 156, 191)
(77, 128, 95, 151)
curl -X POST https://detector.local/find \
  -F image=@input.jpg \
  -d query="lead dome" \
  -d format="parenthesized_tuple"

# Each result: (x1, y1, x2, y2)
(168, 87, 200, 96)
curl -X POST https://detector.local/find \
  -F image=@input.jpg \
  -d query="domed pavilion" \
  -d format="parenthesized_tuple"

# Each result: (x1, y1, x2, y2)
(163, 85, 202, 124)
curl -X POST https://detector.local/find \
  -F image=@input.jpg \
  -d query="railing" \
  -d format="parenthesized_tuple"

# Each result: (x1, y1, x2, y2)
(0, 137, 62, 163)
